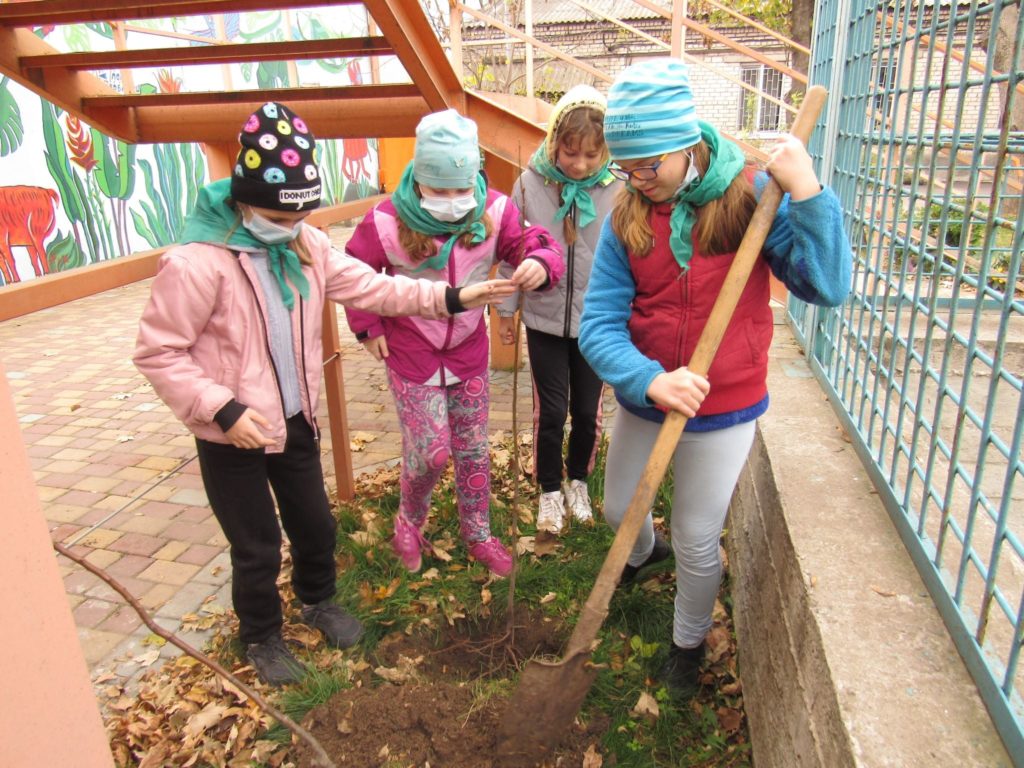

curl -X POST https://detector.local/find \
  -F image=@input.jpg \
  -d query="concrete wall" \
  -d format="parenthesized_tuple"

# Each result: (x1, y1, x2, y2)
(727, 310, 1012, 767)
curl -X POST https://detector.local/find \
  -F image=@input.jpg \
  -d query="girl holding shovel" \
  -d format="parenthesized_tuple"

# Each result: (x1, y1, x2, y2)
(579, 59, 852, 697)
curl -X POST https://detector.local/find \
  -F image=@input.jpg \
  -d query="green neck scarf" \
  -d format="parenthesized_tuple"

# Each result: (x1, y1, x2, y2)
(668, 121, 747, 271)
(390, 163, 488, 272)
(529, 143, 614, 228)
(180, 178, 310, 310)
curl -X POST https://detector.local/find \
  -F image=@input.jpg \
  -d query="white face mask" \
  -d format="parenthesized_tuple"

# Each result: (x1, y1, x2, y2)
(420, 193, 477, 223)
(675, 151, 701, 196)
(243, 209, 303, 245)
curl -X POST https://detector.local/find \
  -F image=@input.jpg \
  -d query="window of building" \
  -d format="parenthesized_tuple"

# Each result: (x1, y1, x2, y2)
(739, 64, 784, 134)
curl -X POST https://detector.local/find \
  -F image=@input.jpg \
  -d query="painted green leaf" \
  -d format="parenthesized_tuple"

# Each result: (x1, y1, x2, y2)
(0, 77, 24, 156)
(46, 229, 85, 272)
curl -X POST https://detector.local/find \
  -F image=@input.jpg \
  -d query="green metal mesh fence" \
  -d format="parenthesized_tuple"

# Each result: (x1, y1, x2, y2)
(797, 0, 1023, 759)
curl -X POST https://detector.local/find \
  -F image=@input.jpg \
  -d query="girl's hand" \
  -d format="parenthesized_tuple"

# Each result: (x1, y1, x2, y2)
(459, 279, 517, 308)
(224, 408, 276, 449)
(511, 259, 547, 292)
(363, 336, 389, 361)
(498, 316, 517, 345)
(766, 135, 821, 201)
(646, 367, 710, 417)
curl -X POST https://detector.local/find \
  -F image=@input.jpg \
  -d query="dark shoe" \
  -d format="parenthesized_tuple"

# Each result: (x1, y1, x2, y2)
(658, 642, 705, 699)
(246, 633, 304, 686)
(619, 534, 672, 586)
(301, 599, 364, 649)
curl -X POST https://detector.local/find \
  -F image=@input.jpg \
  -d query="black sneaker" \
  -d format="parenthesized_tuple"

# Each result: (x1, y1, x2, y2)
(301, 599, 364, 649)
(619, 534, 672, 586)
(658, 642, 705, 699)
(246, 633, 304, 686)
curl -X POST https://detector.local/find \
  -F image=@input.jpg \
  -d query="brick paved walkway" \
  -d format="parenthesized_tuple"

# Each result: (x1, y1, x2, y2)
(1, 225, 614, 692)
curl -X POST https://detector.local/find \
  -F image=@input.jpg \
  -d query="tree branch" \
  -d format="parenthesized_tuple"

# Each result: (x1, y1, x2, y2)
(53, 540, 337, 768)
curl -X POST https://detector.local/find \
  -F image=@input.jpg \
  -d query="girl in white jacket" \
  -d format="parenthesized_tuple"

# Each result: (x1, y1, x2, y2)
(498, 86, 623, 534)
(134, 102, 513, 686)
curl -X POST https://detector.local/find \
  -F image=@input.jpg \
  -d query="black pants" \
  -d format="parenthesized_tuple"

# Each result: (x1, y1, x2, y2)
(195, 414, 337, 644)
(526, 327, 605, 493)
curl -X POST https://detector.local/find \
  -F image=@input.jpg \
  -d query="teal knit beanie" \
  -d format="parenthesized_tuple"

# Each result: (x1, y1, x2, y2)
(413, 109, 481, 189)
(604, 59, 702, 161)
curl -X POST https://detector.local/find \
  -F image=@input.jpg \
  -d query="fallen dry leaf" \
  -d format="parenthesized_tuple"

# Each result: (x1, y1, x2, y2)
(582, 743, 603, 768)
(349, 431, 378, 452)
(133, 649, 161, 667)
(539, 592, 557, 605)
(628, 691, 660, 722)
(706, 626, 731, 663)
(534, 532, 559, 557)
(348, 530, 380, 547)
(716, 705, 744, 733)
(184, 703, 228, 738)
(871, 585, 896, 597)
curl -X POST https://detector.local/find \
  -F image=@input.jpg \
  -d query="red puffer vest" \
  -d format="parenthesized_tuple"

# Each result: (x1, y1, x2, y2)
(626, 199, 774, 416)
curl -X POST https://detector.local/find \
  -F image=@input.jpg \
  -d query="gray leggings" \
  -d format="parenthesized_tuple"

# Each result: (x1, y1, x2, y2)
(603, 408, 756, 648)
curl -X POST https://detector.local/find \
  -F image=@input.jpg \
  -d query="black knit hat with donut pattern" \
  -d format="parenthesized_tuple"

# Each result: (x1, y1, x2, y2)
(230, 102, 322, 211)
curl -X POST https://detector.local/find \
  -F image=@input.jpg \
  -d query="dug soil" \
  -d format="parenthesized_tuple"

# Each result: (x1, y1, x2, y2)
(297, 609, 609, 767)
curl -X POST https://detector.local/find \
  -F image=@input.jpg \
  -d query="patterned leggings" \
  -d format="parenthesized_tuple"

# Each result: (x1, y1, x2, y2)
(387, 368, 493, 543)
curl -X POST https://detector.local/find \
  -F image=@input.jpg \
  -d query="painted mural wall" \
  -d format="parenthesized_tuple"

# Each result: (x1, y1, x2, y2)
(0, 9, 385, 285)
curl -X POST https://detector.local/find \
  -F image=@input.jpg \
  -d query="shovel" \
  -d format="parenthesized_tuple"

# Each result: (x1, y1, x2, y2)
(495, 85, 829, 765)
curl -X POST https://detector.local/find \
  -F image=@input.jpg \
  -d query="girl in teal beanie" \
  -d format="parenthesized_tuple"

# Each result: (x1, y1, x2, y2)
(344, 109, 564, 579)
(580, 59, 852, 698)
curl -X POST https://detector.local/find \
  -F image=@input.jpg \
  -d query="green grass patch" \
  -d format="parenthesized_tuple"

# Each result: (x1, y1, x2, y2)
(314, 435, 751, 767)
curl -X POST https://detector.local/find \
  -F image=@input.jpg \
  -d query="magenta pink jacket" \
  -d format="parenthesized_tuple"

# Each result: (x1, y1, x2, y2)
(344, 191, 564, 384)
(134, 226, 451, 452)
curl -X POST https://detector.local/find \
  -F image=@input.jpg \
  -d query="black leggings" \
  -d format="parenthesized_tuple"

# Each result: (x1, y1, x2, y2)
(525, 327, 605, 493)
(195, 414, 337, 644)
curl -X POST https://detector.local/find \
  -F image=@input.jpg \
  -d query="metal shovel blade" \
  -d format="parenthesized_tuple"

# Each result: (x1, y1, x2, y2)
(495, 646, 596, 766)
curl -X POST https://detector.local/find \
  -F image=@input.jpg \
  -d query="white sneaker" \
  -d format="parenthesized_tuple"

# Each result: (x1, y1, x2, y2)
(565, 479, 593, 524)
(537, 490, 565, 534)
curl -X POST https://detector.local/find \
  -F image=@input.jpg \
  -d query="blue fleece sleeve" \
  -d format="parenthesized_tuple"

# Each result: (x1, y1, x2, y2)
(758, 172, 853, 307)
(579, 217, 666, 408)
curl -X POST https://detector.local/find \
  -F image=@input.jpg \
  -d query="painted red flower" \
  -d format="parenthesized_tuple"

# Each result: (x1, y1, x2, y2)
(157, 69, 182, 94)
(65, 114, 96, 172)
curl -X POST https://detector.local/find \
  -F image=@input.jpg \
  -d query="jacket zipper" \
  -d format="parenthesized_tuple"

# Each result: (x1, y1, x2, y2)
(563, 203, 576, 338)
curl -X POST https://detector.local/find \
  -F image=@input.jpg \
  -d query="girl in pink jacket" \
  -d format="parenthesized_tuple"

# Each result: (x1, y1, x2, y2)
(345, 109, 564, 578)
(133, 102, 513, 687)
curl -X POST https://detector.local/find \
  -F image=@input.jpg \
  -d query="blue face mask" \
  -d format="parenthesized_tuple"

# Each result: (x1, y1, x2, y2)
(243, 209, 303, 245)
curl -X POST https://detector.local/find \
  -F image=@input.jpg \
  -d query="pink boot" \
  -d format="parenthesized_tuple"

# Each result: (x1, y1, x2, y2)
(392, 514, 431, 573)
(467, 537, 514, 577)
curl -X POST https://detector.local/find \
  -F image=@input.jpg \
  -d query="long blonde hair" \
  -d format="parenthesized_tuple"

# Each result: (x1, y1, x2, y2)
(551, 106, 608, 246)
(611, 141, 757, 258)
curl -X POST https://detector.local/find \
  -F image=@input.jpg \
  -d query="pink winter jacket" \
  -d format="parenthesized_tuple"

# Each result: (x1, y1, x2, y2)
(344, 191, 564, 384)
(134, 225, 451, 452)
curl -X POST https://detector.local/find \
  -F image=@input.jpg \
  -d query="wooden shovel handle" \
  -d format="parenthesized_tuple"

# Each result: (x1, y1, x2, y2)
(565, 86, 829, 657)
